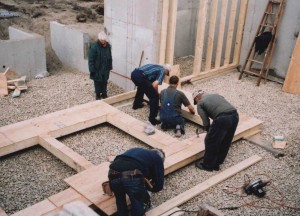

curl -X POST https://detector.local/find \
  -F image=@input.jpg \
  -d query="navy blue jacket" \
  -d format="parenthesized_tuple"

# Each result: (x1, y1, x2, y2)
(115, 148, 164, 192)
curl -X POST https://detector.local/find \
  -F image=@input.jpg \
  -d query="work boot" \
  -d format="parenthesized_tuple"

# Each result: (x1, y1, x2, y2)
(195, 161, 219, 172)
(96, 93, 101, 100)
(132, 103, 144, 110)
(149, 118, 161, 125)
(174, 125, 182, 137)
(101, 93, 108, 99)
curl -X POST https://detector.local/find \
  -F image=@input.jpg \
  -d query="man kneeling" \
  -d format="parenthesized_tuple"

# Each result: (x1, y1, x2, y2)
(159, 75, 195, 137)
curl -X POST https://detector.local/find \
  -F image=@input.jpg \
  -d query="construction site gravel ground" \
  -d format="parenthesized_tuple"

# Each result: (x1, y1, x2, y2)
(1, 0, 300, 215)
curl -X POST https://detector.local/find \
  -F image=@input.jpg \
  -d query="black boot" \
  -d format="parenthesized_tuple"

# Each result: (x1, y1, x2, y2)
(132, 103, 144, 110)
(149, 118, 161, 125)
(96, 93, 101, 100)
(102, 93, 108, 99)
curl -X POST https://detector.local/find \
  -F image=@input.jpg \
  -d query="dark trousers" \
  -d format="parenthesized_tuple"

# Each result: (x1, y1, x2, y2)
(131, 69, 159, 120)
(110, 177, 147, 216)
(93, 80, 108, 94)
(203, 112, 239, 169)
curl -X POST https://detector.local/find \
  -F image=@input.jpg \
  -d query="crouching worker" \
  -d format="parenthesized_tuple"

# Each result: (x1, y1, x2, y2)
(108, 147, 165, 216)
(193, 90, 239, 171)
(160, 75, 195, 137)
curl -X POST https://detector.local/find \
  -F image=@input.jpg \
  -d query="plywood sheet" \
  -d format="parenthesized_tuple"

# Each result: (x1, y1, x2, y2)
(282, 34, 300, 95)
(0, 74, 8, 96)
(11, 199, 56, 216)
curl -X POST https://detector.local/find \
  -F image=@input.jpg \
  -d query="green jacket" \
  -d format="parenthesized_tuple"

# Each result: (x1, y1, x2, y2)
(88, 41, 112, 81)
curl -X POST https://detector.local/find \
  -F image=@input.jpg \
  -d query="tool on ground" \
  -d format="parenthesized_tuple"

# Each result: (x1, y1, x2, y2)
(239, 0, 286, 86)
(244, 178, 268, 198)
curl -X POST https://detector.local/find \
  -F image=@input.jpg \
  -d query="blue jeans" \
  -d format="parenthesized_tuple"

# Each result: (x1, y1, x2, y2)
(110, 177, 147, 216)
(131, 69, 159, 120)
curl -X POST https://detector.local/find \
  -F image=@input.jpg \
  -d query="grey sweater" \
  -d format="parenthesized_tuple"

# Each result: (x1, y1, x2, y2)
(197, 93, 236, 127)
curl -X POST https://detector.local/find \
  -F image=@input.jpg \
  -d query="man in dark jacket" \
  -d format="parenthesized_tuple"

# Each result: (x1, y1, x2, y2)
(108, 148, 165, 216)
(160, 75, 195, 137)
(193, 90, 239, 172)
(88, 31, 112, 100)
(131, 64, 171, 125)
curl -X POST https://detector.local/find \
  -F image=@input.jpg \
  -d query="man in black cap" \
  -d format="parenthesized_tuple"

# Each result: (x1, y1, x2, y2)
(193, 90, 239, 171)
(108, 147, 165, 216)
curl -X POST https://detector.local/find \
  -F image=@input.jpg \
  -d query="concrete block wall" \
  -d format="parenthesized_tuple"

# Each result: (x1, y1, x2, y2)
(104, 0, 162, 91)
(240, 0, 300, 78)
(50, 21, 90, 73)
(0, 27, 47, 79)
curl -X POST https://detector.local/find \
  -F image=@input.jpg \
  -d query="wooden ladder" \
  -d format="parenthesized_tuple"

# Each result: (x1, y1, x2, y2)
(239, 0, 286, 86)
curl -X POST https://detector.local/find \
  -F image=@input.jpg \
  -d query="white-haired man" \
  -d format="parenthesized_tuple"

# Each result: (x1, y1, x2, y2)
(131, 64, 171, 125)
(88, 31, 112, 100)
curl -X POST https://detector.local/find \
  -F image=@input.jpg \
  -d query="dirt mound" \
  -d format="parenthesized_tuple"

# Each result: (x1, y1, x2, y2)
(0, 0, 104, 72)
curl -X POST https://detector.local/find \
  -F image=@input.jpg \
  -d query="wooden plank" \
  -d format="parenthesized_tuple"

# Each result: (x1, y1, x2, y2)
(64, 163, 114, 215)
(146, 155, 262, 216)
(282, 33, 300, 95)
(3, 67, 20, 80)
(193, 0, 209, 74)
(39, 135, 94, 172)
(102, 90, 136, 105)
(0, 73, 8, 96)
(43, 201, 99, 216)
(0, 208, 8, 216)
(232, 0, 249, 64)
(205, 0, 218, 71)
(214, 0, 228, 69)
(159, 0, 170, 64)
(245, 134, 284, 158)
(161, 207, 184, 216)
(48, 188, 92, 207)
(166, 0, 178, 64)
(11, 199, 56, 216)
(223, 0, 238, 66)
(199, 203, 225, 216)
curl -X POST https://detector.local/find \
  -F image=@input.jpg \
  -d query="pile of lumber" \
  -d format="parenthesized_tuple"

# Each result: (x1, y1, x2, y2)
(0, 68, 27, 98)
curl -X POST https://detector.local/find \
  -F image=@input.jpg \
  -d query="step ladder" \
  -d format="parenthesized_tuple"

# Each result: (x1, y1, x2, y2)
(238, 0, 286, 86)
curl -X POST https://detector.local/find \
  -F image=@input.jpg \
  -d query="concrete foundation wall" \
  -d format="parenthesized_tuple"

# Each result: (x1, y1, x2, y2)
(50, 21, 90, 73)
(240, 0, 300, 78)
(0, 27, 47, 79)
(105, 0, 162, 91)
(175, 0, 199, 57)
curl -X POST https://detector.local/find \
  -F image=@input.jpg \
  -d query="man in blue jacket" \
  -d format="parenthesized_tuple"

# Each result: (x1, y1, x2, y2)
(108, 148, 165, 216)
(131, 64, 171, 125)
(88, 31, 112, 100)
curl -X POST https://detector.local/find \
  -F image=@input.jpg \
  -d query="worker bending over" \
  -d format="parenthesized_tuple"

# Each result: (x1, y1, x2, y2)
(160, 75, 195, 137)
(193, 90, 239, 171)
(108, 147, 165, 216)
(131, 64, 171, 125)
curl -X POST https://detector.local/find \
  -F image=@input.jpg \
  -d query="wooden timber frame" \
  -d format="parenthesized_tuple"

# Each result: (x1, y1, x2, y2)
(0, 84, 262, 216)
(159, 0, 249, 83)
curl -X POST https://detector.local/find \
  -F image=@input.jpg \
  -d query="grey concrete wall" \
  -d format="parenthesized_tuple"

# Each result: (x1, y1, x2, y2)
(50, 21, 90, 73)
(240, 0, 300, 78)
(175, 0, 199, 57)
(0, 27, 47, 79)
(104, 0, 162, 91)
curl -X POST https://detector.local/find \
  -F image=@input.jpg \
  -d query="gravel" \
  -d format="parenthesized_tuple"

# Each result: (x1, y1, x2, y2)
(0, 64, 300, 215)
